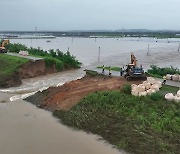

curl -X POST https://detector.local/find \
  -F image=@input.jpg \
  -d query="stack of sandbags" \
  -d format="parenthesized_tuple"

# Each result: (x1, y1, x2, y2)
(166, 74, 172, 80)
(166, 74, 180, 82)
(172, 74, 179, 81)
(131, 84, 139, 96)
(19, 51, 29, 56)
(131, 77, 162, 97)
(165, 90, 180, 103)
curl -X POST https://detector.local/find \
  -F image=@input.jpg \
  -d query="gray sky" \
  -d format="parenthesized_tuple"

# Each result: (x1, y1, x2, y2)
(0, 0, 180, 31)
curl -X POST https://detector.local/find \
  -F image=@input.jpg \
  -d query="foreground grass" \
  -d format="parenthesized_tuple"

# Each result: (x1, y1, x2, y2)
(0, 54, 29, 76)
(54, 85, 180, 154)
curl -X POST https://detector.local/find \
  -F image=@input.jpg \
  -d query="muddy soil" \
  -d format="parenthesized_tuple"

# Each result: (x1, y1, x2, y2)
(26, 75, 142, 111)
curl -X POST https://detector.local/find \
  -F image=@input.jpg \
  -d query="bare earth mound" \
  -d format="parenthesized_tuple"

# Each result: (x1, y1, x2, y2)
(26, 75, 142, 111)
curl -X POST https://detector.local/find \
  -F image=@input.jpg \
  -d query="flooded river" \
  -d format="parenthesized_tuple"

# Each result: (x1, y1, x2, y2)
(0, 92, 122, 154)
(0, 37, 180, 154)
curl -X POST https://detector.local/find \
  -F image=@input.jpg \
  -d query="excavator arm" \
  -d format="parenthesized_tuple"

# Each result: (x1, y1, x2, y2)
(130, 52, 137, 66)
(0, 39, 10, 47)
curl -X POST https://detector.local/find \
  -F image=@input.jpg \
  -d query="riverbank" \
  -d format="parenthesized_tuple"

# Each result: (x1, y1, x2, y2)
(0, 54, 57, 88)
(25, 73, 179, 154)
(25, 73, 143, 111)
(0, 42, 81, 88)
(0, 54, 29, 87)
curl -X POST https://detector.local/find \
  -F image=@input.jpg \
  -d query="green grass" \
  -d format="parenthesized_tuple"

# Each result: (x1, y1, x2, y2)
(0, 54, 29, 76)
(97, 66, 121, 71)
(53, 85, 180, 154)
(148, 65, 180, 77)
(5, 43, 81, 70)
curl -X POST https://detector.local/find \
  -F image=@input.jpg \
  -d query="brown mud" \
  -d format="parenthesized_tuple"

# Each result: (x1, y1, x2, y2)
(26, 74, 142, 111)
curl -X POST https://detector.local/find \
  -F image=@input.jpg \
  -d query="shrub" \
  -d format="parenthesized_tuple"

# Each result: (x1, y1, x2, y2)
(122, 84, 131, 94)
(148, 65, 180, 77)
(150, 93, 163, 101)
(6, 43, 81, 71)
(44, 57, 64, 71)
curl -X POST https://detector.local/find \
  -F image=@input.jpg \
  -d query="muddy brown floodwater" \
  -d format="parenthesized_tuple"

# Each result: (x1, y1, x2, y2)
(0, 92, 124, 154)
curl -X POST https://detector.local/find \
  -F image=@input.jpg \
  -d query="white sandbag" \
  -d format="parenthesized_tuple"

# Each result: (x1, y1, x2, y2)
(131, 84, 137, 88)
(174, 96, 180, 103)
(131, 85, 138, 92)
(131, 91, 139, 96)
(177, 90, 180, 97)
(151, 84, 160, 92)
(139, 91, 147, 97)
(137, 85, 146, 92)
(147, 89, 156, 95)
(165, 93, 174, 101)
(172, 74, 179, 81)
(144, 83, 151, 90)
(19, 51, 29, 56)
(166, 74, 172, 80)
(154, 81, 162, 89)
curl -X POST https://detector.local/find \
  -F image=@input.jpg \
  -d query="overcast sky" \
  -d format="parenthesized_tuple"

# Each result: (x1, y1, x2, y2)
(0, 0, 180, 31)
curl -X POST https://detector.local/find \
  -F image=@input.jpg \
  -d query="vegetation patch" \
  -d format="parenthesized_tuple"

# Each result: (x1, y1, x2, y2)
(0, 54, 29, 76)
(97, 66, 121, 72)
(147, 65, 180, 77)
(5, 43, 81, 70)
(53, 85, 180, 154)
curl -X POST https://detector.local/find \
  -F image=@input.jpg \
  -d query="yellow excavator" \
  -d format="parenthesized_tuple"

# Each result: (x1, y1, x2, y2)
(124, 53, 146, 80)
(0, 39, 10, 53)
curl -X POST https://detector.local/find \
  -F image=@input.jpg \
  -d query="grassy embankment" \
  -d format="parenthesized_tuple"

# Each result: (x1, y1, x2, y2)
(0, 54, 29, 87)
(5, 43, 81, 71)
(54, 84, 180, 154)
(0, 54, 29, 76)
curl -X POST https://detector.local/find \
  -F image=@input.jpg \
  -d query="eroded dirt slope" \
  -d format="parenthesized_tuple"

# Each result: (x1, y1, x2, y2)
(26, 75, 142, 111)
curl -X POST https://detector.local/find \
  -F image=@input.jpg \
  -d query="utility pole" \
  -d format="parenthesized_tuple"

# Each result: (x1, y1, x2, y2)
(67, 47, 70, 52)
(147, 44, 150, 56)
(178, 43, 180, 52)
(98, 46, 101, 61)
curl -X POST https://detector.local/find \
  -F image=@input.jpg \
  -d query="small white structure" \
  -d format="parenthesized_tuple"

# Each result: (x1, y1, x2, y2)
(19, 51, 29, 56)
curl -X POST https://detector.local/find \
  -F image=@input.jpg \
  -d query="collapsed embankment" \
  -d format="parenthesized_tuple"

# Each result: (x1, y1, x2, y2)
(0, 58, 57, 88)
(25, 74, 142, 111)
